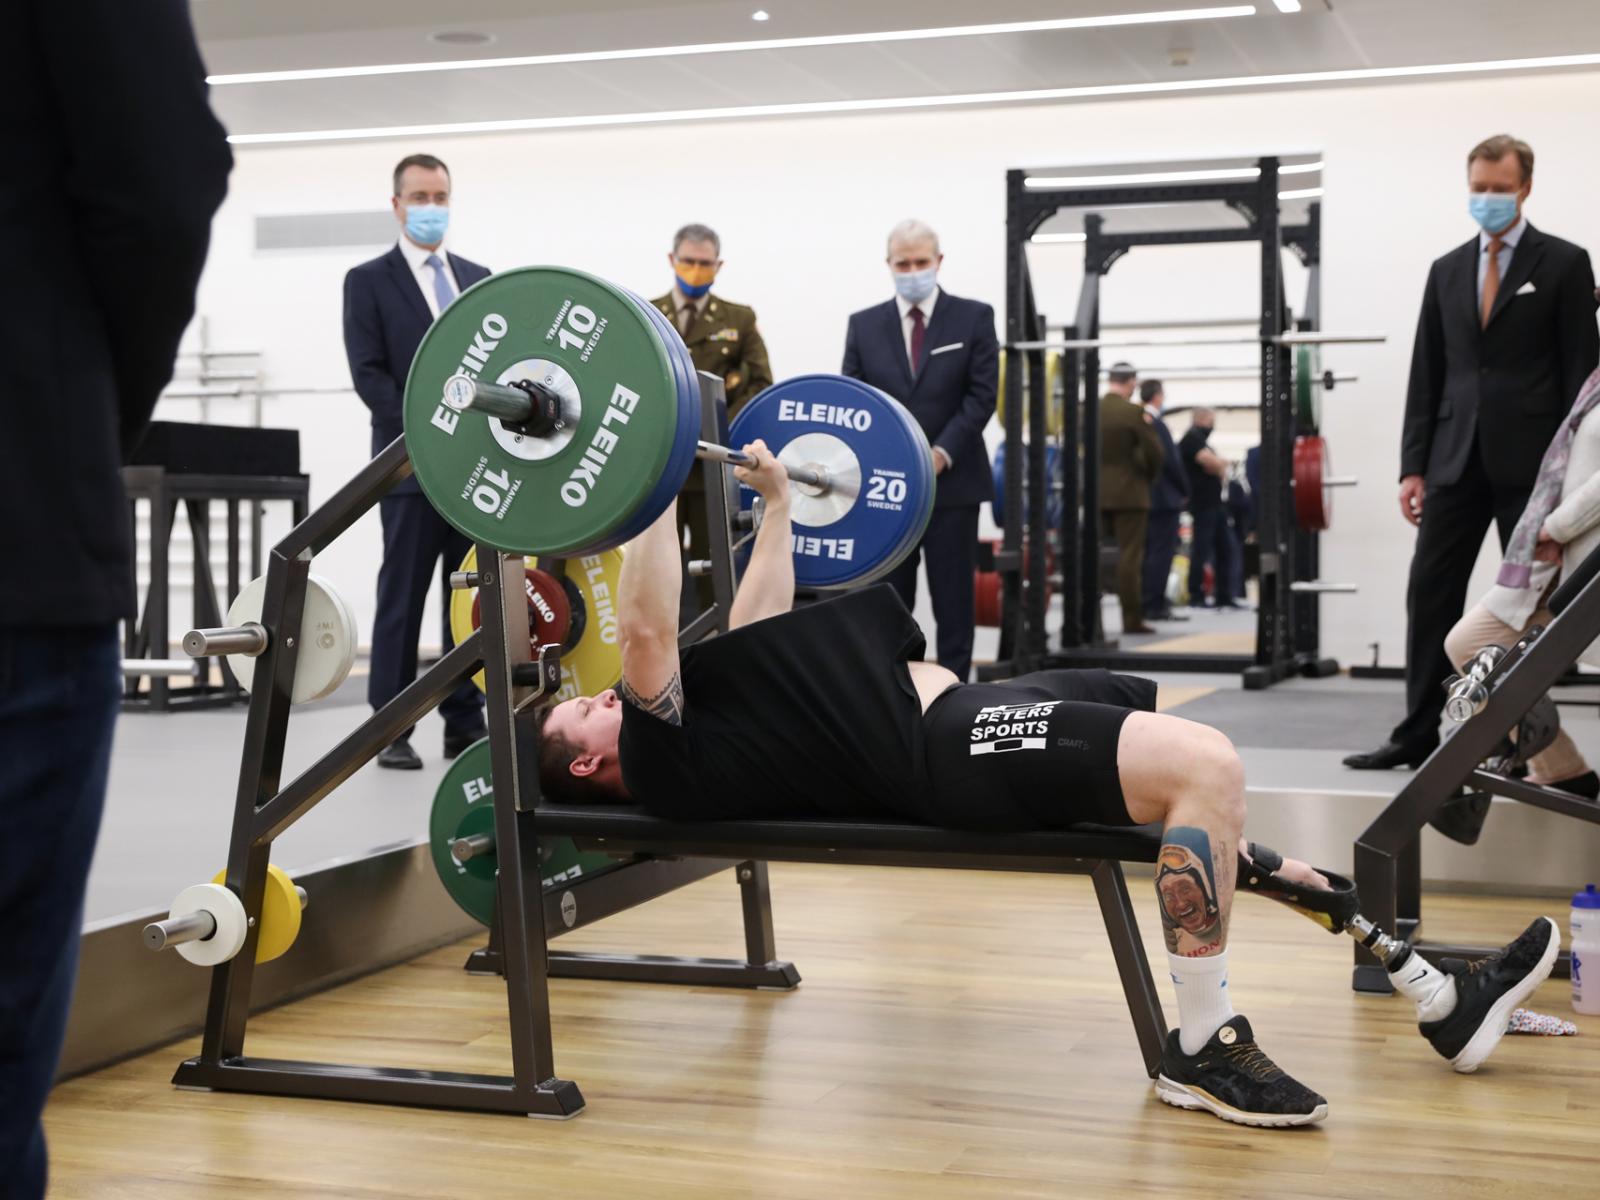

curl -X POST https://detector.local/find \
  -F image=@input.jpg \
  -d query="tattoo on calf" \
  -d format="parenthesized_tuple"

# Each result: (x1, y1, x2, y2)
(621, 673, 685, 726)
(1157, 826, 1223, 957)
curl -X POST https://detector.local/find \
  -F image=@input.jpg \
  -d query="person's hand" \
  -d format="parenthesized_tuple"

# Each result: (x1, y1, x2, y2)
(931, 446, 951, 476)
(733, 439, 789, 507)
(1398, 475, 1425, 526)
(1534, 521, 1563, 563)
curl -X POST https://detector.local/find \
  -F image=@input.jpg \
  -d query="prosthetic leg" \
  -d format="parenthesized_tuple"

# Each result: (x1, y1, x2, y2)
(1238, 842, 1561, 1072)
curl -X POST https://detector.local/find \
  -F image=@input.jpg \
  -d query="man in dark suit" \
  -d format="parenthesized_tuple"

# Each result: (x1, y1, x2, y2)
(0, 4, 230, 1194)
(843, 220, 998, 680)
(1139, 380, 1191, 623)
(1347, 134, 1599, 769)
(344, 155, 489, 769)
(1100, 363, 1164, 634)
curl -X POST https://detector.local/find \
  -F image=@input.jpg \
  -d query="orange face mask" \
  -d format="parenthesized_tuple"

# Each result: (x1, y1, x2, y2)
(674, 262, 716, 297)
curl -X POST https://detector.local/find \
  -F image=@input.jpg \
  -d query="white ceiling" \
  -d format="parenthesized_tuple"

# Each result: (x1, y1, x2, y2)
(189, 1, 1600, 142)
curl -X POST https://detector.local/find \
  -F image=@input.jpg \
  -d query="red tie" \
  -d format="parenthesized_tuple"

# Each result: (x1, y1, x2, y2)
(910, 306, 926, 374)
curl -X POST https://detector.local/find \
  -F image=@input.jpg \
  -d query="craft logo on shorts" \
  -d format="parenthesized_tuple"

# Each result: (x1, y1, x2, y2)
(968, 700, 1059, 756)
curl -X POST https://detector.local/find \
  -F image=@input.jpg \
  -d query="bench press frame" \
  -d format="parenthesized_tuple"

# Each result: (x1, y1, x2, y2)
(1352, 541, 1600, 992)
(171, 373, 1170, 1117)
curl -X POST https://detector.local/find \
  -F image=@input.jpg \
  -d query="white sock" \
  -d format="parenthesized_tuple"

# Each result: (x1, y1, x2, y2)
(1388, 953, 1457, 1023)
(1169, 951, 1235, 1055)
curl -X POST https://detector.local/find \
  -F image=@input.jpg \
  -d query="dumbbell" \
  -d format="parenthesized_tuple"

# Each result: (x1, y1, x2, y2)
(143, 864, 306, 966)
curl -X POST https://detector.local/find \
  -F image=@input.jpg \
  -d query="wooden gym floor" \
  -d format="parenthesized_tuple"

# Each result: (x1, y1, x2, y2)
(46, 864, 1596, 1198)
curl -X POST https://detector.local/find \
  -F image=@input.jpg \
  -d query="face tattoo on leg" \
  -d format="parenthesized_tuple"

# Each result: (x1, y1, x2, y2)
(1157, 828, 1223, 957)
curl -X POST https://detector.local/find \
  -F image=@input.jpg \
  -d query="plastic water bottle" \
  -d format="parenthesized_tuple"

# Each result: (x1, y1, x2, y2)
(1573, 885, 1600, 1015)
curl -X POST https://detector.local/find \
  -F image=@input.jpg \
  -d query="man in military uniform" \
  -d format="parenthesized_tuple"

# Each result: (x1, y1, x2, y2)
(651, 223, 774, 616)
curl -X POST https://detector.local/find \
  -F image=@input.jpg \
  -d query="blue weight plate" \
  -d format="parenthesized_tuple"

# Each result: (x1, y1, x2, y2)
(606, 287, 701, 549)
(730, 375, 932, 589)
(991, 442, 1062, 531)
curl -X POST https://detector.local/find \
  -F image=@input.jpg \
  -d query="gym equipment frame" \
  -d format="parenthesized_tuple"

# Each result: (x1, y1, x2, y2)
(1352, 542, 1600, 993)
(170, 375, 796, 1117)
(992, 157, 1364, 688)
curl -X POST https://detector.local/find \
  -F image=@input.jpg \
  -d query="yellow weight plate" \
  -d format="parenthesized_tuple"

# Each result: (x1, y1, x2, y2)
(996, 351, 1063, 438)
(450, 546, 623, 700)
(211, 863, 302, 963)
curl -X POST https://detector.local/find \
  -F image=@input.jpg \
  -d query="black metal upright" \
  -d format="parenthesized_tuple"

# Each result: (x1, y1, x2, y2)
(994, 158, 1338, 688)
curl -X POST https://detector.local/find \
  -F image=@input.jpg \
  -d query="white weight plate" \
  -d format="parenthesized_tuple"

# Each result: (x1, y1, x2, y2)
(171, 883, 248, 967)
(225, 573, 357, 704)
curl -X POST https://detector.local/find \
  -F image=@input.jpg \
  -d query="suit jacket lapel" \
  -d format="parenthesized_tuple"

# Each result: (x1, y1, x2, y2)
(917, 295, 957, 378)
(883, 300, 914, 393)
(1486, 225, 1545, 329)
(386, 245, 433, 328)
(1449, 239, 1481, 341)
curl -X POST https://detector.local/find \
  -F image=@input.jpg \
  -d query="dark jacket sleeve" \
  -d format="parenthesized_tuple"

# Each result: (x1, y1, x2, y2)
(1399, 259, 1447, 480)
(930, 303, 999, 456)
(1556, 247, 1600, 410)
(343, 267, 399, 420)
(1161, 428, 1189, 502)
(1133, 412, 1165, 481)
(841, 314, 864, 380)
(38, 0, 232, 450)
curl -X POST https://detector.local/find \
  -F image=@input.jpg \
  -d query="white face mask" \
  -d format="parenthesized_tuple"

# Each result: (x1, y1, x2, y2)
(893, 267, 937, 304)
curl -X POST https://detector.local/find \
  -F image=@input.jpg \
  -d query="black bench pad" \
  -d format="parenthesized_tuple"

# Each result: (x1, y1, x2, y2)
(535, 804, 1163, 866)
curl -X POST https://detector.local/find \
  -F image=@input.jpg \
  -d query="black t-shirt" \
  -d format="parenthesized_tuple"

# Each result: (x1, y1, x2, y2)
(617, 585, 929, 821)
(1179, 427, 1223, 511)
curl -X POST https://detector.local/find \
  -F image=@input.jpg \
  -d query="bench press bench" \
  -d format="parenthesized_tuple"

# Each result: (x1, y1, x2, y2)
(533, 805, 1172, 1083)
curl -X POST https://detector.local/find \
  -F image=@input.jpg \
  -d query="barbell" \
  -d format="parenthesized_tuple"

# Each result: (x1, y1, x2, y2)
(402, 267, 935, 589)
(143, 864, 306, 966)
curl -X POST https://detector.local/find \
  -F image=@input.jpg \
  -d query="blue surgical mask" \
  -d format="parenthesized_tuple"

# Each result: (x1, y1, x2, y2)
(1468, 192, 1518, 235)
(893, 267, 937, 304)
(404, 203, 449, 246)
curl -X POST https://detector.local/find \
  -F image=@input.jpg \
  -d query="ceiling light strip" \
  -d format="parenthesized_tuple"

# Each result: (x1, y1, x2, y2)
(207, 7, 1258, 86)
(227, 53, 1600, 145)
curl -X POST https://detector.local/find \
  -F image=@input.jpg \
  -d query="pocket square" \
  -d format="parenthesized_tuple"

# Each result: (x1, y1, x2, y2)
(1515, 281, 1537, 295)
(929, 341, 964, 356)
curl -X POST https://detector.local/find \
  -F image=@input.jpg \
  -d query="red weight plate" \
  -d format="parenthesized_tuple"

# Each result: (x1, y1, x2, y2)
(1294, 435, 1330, 532)
(470, 567, 573, 651)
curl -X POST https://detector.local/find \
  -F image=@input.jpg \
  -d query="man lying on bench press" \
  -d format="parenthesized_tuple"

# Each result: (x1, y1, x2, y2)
(537, 442, 1560, 1129)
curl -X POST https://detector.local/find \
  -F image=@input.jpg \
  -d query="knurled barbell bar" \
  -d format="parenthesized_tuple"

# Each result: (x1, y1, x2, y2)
(447, 376, 836, 492)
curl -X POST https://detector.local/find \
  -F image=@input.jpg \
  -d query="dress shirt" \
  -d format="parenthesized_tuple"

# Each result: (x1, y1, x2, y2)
(1478, 214, 1527, 304)
(671, 286, 710, 332)
(398, 235, 458, 320)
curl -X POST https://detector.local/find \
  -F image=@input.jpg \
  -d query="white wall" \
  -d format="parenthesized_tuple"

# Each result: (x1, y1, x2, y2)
(170, 67, 1600, 667)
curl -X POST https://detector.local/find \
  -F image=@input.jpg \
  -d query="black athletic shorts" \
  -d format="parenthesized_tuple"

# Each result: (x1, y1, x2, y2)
(918, 669, 1157, 831)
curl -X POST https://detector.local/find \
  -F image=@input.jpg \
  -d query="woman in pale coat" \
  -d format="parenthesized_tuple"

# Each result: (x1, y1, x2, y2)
(1443, 365, 1600, 797)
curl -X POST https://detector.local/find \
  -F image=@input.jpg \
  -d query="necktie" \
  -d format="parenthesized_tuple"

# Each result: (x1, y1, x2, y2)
(679, 301, 696, 337)
(910, 306, 926, 374)
(425, 253, 455, 314)
(1481, 236, 1505, 328)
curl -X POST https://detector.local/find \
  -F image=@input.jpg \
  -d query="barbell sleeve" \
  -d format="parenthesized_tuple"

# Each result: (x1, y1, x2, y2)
(122, 659, 198, 677)
(450, 377, 829, 490)
(1290, 582, 1359, 593)
(183, 623, 268, 659)
(451, 833, 495, 864)
(143, 910, 217, 951)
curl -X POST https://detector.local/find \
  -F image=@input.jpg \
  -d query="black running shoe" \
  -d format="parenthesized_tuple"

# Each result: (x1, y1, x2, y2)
(1420, 916, 1560, 1073)
(1155, 1016, 1328, 1127)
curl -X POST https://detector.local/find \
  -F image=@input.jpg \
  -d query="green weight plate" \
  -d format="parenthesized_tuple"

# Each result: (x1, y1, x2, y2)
(428, 737, 623, 926)
(404, 266, 688, 556)
(1294, 344, 1321, 431)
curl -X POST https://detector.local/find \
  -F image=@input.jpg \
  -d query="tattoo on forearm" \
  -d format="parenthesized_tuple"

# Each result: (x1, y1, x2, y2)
(622, 674, 685, 726)
(1157, 826, 1224, 957)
